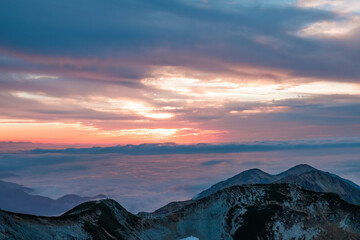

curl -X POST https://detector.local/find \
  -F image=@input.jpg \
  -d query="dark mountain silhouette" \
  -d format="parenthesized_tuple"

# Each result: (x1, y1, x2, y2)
(0, 180, 106, 216)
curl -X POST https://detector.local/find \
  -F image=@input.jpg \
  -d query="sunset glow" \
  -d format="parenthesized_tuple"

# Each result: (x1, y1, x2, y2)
(0, 0, 359, 144)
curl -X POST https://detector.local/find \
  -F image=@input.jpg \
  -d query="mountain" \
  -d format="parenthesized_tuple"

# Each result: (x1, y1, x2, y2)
(0, 199, 141, 240)
(194, 164, 360, 205)
(194, 168, 278, 200)
(0, 180, 106, 216)
(147, 200, 195, 216)
(275, 170, 360, 205)
(276, 164, 316, 178)
(1, 184, 360, 239)
(328, 173, 360, 190)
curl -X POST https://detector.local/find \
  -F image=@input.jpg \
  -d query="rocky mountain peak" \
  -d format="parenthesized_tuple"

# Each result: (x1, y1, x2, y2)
(277, 164, 317, 178)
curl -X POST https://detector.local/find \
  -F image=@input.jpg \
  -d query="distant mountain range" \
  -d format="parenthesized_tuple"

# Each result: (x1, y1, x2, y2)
(1, 164, 360, 239)
(0, 180, 106, 216)
(1, 184, 359, 239)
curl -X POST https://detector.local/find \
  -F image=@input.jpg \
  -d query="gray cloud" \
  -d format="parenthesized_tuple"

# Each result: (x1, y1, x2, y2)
(1, 0, 358, 81)
(23, 138, 360, 155)
(0, 1, 359, 143)
(200, 159, 232, 166)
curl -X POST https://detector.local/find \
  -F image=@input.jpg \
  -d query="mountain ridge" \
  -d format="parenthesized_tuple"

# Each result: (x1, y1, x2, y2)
(193, 168, 278, 200)
(1, 183, 360, 239)
(194, 164, 360, 206)
(276, 164, 316, 178)
(1, 164, 360, 239)
(0, 179, 107, 216)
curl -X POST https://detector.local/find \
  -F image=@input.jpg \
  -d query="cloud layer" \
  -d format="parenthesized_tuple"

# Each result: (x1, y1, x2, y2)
(24, 138, 360, 155)
(1, 139, 359, 212)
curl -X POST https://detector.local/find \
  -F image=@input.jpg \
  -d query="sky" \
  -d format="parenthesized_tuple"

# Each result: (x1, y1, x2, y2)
(0, 0, 360, 212)
(1, 0, 360, 144)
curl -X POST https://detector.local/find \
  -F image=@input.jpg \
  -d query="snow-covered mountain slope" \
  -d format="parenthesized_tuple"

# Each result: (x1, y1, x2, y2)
(1, 184, 360, 240)
(194, 164, 360, 206)
(143, 184, 360, 240)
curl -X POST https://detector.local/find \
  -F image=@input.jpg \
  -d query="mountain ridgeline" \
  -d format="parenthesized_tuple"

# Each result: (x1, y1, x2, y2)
(194, 164, 360, 206)
(0, 164, 360, 240)
(0, 180, 106, 216)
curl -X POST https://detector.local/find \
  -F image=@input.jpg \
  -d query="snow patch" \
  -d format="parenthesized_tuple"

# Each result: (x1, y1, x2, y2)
(339, 214, 349, 230)
(306, 203, 319, 216)
(289, 188, 301, 202)
(272, 221, 321, 240)
(179, 236, 199, 240)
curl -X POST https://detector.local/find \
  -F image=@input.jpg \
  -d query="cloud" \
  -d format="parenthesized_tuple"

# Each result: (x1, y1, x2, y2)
(0, 0, 360, 144)
(0, 141, 359, 212)
(23, 138, 360, 155)
(200, 159, 232, 166)
(272, 100, 360, 125)
(169, 184, 208, 193)
(0, 172, 18, 179)
(1, 0, 355, 81)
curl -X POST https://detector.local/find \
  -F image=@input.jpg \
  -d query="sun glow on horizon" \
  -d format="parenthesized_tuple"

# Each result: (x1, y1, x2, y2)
(3, 70, 360, 144)
(0, 120, 225, 144)
(83, 98, 175, 119)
